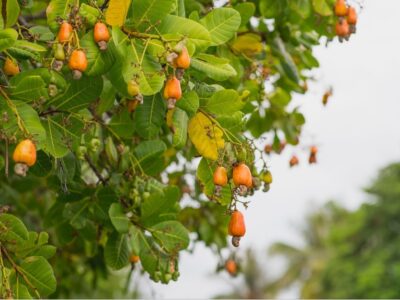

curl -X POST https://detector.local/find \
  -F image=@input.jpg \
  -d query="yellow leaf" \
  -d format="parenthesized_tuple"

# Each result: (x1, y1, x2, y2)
(231, 33, 263, 57)
(188, 112, 224, 161)
(105, 0, 132, 26)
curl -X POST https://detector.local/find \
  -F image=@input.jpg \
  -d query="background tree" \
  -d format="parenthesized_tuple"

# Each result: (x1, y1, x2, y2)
(0, 0, 358, 297)
(237, 163, 400, 299)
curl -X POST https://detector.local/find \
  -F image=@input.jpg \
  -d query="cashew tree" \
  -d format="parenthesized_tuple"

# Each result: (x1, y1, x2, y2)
(0, 0, 358, 297)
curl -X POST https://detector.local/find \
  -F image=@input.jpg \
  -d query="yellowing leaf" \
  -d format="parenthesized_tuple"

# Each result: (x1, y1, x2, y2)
(231, 33, 263, 57)
(105, 0, 132, 26)
(188, 112, 224, 161)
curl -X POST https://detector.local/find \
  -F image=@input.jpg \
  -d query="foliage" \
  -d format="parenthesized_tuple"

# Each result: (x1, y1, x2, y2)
(0, 0, 350, 297)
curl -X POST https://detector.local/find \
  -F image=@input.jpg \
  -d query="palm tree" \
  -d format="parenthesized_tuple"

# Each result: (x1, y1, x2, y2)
(266, 201, 348, 298)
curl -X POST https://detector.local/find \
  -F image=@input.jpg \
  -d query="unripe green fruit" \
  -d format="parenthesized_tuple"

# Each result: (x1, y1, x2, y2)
(162, 273, 172, 284)
(154, 271, 162, 282)
(172, 271, 180, 281)
(53, 43, 65, 61)
(262, 170, 273, 184)
(89, 138, 101, 152)
(77, 146, 87, 160)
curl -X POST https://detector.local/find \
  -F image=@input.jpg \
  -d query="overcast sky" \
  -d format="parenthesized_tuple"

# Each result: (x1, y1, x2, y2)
(139, 1, 400, 298)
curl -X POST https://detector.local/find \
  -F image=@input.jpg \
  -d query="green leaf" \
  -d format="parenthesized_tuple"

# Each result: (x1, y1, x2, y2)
(92, 187, 117, 222)
(63, 199, 90, 229)
(273, 37, 300, 83)
(109, 110, 135, 139)
(107, 40, 165, 96)
(312, 0, 333, 16)
(46, 75, 103, 112)
(269, 87, 291, 107)
(46, 0, 73, 32)
(290, 0, 312, 18)
(18, 256, 56, 296)
(200, 8, 241, 46)
(176, 90, 199, 118)
(28, 26, 55, 42)
(197, 158, 232, 205)
(41, 118, 70, 158)
(158, 15, 211, 50)
(12, 283, 32, 299)
(171, 108, 188, 149)
(234, 2, 256, 27)
(0, 0, 20, 28)
(128, 0, 175, 26)
(191, 55, 237, 81)
(0, 100, 47, 145)
(81, 30, 115, 76)
(205, 89, 244, 115)
(141, 186, 180, 226)
(79, 3, 100, 26)
(10, 76, 49, 102)
(104, 232, 130, 270)
(109, 203, 129, 233)
(131, 226, 158, 274)
(0, 28, 18, 52)
(259, 0, 286, 19)
(134, 140, 167, 175)
(150, 221, 189, 253)
(0, 214, 29, 243)
(134, 94, 166, 139)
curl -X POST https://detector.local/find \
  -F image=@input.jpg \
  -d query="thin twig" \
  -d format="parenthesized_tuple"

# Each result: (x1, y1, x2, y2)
(84, 153, 108, 185)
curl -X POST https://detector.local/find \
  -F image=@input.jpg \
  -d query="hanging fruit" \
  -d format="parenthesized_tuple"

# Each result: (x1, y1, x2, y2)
(129, 254, 140, 264)
(13, 139, 36, 177)
(3, 58, 20, 76)
(289, 155, 299, 167)
(163, 76, 182, 110)
(94, 22, 110, 51)
(225, 259, 237, 276)
(52, 43, 65, 71)
(334, 0, 348, 17)
(309, 154, 317, 164)
(322, 88, 333, 106)
(228, 210, 246, 247)
(261, 170, 273, 192)
(309, 146, 318, 164)
(264, 144, 273, 155)
(213, 166, 228, 187)
(68, 49, 88, 80)
(233, 163, 253, 191)
(173, 46, 191, 70)
(127, 99, 140, 113)
(347, 6, 358, 33)
(310, 146, 318, 156)
(213, 166, 228, 196)
(127, 80, 140, 97)
(335, 19, 350, 42)
(58, 21, 73, 43)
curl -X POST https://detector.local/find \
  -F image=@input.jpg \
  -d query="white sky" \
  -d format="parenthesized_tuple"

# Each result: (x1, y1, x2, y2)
(139, 1, 400, 298)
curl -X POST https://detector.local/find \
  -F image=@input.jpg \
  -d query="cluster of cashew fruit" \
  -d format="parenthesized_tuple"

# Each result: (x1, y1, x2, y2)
(163, 45, 190, 110)
(53, 18, 110, 79)
(334, 0, 358, 42)
(213, 162, 273, 247)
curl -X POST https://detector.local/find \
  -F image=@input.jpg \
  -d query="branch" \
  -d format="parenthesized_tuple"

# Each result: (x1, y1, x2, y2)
(100, 0, 110, 11)
(84, 153, 108, 186)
